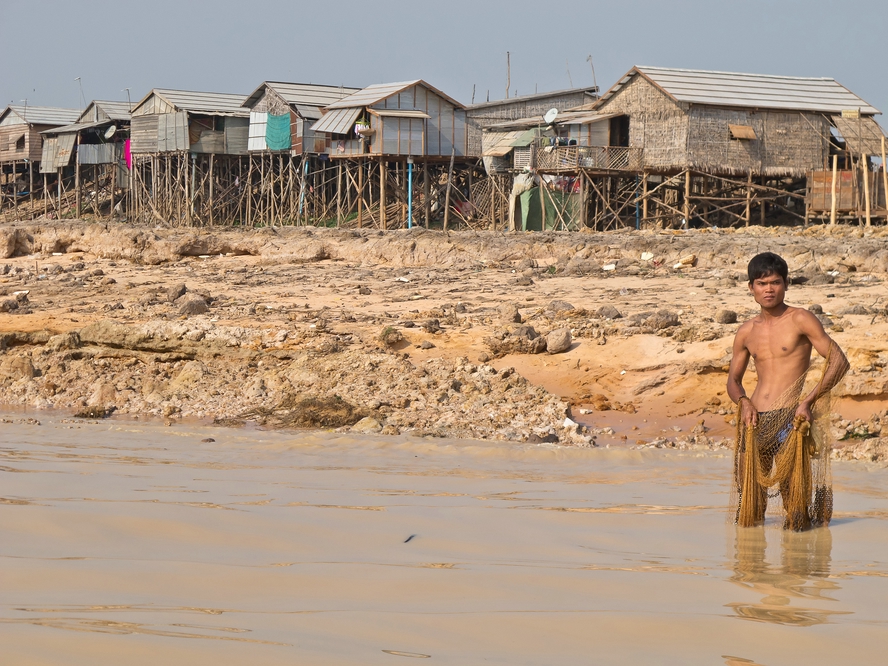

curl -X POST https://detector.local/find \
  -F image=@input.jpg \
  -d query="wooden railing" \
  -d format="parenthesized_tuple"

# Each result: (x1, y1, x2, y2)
(534, 145, 643, 172)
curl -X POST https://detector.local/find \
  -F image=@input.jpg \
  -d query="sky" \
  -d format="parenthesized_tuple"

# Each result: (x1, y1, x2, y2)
(2, 0, 887, 124)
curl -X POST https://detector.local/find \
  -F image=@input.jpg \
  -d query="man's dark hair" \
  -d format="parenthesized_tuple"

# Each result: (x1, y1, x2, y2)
(747, 252, 788, 284)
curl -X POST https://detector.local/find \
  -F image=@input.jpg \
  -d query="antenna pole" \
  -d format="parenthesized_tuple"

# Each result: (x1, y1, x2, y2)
(506, 52, 510, 100)
(586, 55, 598, 92)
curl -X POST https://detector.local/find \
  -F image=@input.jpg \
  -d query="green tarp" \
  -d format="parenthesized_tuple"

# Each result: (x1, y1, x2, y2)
(517, 187, 581, 231)
(266, 112, 292, 151)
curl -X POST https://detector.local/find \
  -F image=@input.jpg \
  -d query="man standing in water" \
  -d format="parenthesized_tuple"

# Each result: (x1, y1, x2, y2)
(726, 252, 848, 528)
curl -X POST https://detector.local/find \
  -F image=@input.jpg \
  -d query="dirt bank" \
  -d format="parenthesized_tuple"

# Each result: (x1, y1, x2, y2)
(1, 221, 887, 459)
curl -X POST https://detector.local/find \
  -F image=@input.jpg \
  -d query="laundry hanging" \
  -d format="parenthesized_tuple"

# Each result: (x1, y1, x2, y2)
(265, 112, 292, 151)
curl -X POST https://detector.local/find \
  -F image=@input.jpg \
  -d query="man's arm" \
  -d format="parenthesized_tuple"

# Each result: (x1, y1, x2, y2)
(727, 323, 757, 427)
(793, 309, 849, 420)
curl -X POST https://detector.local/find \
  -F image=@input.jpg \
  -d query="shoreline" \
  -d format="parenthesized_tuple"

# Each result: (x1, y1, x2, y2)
(1, 221, 887, 461)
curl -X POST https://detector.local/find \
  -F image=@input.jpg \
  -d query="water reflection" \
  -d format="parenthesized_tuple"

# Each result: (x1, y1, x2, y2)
(726, 527, 849, 626)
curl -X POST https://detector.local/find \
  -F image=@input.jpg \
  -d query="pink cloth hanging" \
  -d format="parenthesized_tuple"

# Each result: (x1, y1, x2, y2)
(124, 139, 131, 170)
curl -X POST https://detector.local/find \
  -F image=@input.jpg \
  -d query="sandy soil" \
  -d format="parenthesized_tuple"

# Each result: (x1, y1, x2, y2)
(1, 221, 887, 457)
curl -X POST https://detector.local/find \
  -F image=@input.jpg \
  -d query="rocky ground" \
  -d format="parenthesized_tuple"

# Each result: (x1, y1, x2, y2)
(1, 221, 887, 461)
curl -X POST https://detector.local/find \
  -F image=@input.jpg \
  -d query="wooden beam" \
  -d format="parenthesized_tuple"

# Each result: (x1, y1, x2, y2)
(443, 149, 455, 230)
(882, 136, 888, 222)
(829, 154, 838, 226)
(862, 154, 871, 227)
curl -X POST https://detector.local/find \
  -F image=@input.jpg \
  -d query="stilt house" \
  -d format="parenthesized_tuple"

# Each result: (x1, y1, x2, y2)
(311, 80, 468, 158)
(129, 89, 250, 156)
(40, 100, 132, 175)
(0, 105, 80, 214)
(592, 66, 882, 177)
(242, 82, 360, 155)
(467, 86, 598, 157)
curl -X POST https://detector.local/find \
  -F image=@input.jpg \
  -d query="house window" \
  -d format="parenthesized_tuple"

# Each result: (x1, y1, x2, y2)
(15, 134, 26, 151)
(729, 124, 756, 140)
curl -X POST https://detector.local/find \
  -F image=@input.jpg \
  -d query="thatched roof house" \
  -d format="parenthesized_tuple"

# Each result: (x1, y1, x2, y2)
(242, 81, 360, 155)
(593, 66, 883, 177)
(311, 80, 467, 158)
(129, 89, 250, 155)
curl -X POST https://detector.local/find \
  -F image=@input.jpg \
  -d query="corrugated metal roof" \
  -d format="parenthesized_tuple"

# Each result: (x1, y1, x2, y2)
(556, 111, 618, 125)
(468, 87, 598, 110)
(243, 81, 361, 112)
(1, 105, 81, 126)
(311, 107, 363, 135)
(133, 89, 250, 117)
(294, 105, 323, 120)
(598, 66, 880, 115)
(87, 100, 132, 121)
(41, 121, 106, 135)
(326, 80, 465, 110)
(370, 108, 431, 119)
(481, 130, 524, 157)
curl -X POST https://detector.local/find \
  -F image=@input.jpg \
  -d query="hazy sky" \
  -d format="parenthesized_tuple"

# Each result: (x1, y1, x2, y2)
(2, 0, 886, 123)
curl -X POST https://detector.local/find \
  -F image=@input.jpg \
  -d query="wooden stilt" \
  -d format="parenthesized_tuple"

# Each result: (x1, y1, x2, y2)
(357, 159, 364, 229)
(744, 171, 752, 226)
(759, 175, 766, 225)
(862, 154, 871, 227)
(423, 161, 430, 228)
(443, 149, 455, 231)
(830, 154, 838, 226)
(882, 136, 888, 222)
(336, 161, 342, 227)
(379, 157, 386, 230)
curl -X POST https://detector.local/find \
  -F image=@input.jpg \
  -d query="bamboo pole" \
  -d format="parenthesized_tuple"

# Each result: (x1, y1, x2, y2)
(357, 159, 364, 229)
(830, 154, 838, 225)
(759, 175, 766, 225)
(336, 161, 342, 227)
(443, 149, 455, 230)
(862, 154, 871, 227)
(684, 169, 691, 225)
(379, 156, 386, 230)
(75, 141, 82, 218)
(882, 136, 888, 221)
(423, 161, 430, 228)
(744, 171, 751, 226)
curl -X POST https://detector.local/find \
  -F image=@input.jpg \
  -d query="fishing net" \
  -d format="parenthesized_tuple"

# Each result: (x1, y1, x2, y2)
(731, 341, 849, 530)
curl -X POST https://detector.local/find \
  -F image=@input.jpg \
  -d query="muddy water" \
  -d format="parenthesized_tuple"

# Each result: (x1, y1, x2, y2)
(2, 413, 887, 665)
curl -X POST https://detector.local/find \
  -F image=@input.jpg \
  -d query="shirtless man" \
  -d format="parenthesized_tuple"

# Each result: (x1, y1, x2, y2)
(727, 252, 847, 527)
(727, 252, 843, 426)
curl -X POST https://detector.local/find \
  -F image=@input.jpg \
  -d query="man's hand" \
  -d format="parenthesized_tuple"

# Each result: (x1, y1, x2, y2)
(795, 402, 813, 423)
(740, 398, 757, 427)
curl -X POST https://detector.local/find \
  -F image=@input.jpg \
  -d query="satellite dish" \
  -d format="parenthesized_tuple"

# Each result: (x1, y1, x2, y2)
(543, 108, 559, 125)
(104, 125, 117, 139)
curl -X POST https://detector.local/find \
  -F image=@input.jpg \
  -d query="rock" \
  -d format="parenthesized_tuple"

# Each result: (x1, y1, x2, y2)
(715, 309, 738, 324)
(547, 300, 575, 313)
(808, 304, 823, 314)
(839, 304, 868, 315)
(0, 355, 35, 380)
(515, 275, 534, 286)
(816, 314, 834, 327)
(47, 331, 81, 351)
(420, 340, 435, 349)
(169, 361, 206, 391)
(527, 432, 559, 443)
(546, 328, 572, 354)
(516, 258, 537, 270)
(358, 286, 372, 295)
(589, 394, 612, 411)
(498, 302, 522, 324)
(454, 302, 467, 313)
(351, 416, 383, 434)
(477, 352, 491, 363)
(380, 327, 404, 346)
(511, 325, 539, 340)
(647, 310, 680, 330)
(598, 305, 623, 319)
(88, 382, 117, 407)
(0, 298, 18, 312)
(90, 268, 105, 277)
(101, 276, 117, 285)
(179, 295, 209, 316)
(402, 320, 416, 328)
(167, 283, 187, 302)
(422, 318, 441, 333)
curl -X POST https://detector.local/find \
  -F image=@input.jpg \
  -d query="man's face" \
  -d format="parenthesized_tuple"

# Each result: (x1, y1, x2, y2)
(748, 272, 786, 309)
